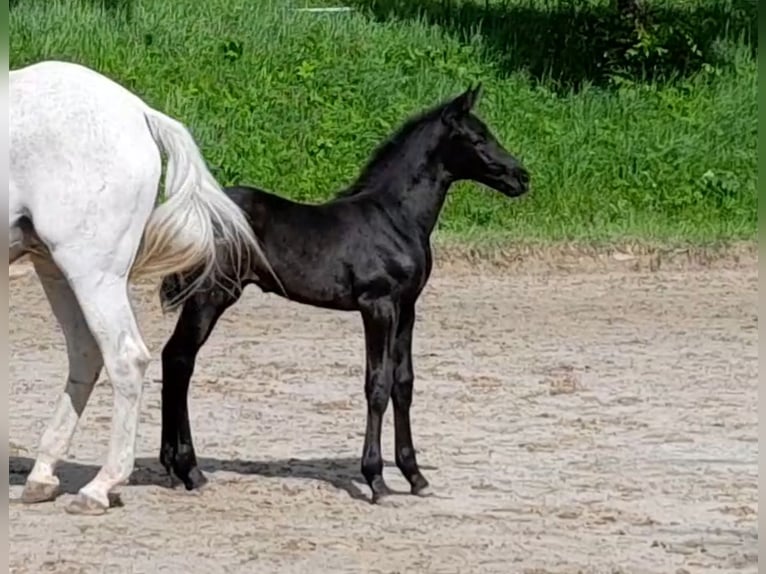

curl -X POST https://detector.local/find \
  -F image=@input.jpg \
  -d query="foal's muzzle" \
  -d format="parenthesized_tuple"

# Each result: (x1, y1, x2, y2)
(501, 166, 530, 197)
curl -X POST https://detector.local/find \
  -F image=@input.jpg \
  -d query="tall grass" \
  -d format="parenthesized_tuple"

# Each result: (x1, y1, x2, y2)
(10, 0, 757, 245)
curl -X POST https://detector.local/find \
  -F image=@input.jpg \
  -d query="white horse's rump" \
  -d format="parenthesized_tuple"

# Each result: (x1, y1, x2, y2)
(10, 60, 271, 305)
(9, 60, 271, 514)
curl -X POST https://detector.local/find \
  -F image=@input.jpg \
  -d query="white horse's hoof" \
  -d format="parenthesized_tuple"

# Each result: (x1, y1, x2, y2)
(21, 480, 59, 503)
(65, 493, 109, 516)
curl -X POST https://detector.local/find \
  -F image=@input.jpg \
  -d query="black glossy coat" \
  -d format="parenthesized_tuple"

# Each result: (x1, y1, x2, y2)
(159, 85, 530, 503)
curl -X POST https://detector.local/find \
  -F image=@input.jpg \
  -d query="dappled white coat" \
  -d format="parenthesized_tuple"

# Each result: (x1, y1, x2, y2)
(9, 60, 270, 514)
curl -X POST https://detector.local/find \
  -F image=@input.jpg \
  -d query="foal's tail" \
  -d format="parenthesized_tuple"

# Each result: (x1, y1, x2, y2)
(132, 108, 279, 312)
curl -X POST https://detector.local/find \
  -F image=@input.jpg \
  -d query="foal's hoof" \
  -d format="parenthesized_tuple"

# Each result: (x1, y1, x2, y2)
(373, 493, 405, 508)
(370, 477, 394, 505)
(21, 480, 59, 504)
(65, 493, 109, 516)
(413, 484, 434, 497)
(411, 475, 433, 497)
(182, 466, 208, 491)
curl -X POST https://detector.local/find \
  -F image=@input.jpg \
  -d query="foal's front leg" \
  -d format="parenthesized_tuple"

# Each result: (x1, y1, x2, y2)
(359, 298, 398, 503)
(391, 302, 431, 496)
(160, 285, 240, 490)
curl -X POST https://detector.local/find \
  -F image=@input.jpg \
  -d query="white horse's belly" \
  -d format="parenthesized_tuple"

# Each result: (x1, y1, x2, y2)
(9, 173, 29, 263)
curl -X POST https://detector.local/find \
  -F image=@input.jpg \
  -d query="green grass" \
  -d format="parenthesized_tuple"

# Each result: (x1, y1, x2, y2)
(9, 0, 757, 245)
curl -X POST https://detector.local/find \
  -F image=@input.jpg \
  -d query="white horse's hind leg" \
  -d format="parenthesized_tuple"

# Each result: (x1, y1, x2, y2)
(54, 263, 151, 515)
(22, 257, 103, 503)
(28, 170, 157, 514)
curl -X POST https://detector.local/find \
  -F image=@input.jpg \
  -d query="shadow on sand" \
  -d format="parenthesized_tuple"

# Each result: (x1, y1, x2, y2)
(10, 454, 438, 502)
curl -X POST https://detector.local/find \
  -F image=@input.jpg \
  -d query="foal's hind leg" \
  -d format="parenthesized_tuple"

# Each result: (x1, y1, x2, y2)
(391, 303, 431, 496)
(21, 257, 103, 504)
(160, 286, 240, 490)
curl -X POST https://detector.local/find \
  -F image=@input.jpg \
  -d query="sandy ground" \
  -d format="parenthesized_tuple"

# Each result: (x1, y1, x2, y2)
(8, 254, 758, 573)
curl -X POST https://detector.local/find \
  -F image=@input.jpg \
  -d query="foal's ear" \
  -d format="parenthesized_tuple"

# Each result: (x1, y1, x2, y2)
(443, 83, 483, 123)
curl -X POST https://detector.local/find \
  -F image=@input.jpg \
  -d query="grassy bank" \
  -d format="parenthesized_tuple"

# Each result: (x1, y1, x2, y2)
(10, 0, 757, 245)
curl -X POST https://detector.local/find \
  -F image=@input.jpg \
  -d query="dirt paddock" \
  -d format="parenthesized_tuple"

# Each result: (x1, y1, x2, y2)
(8, 248, 758, 573)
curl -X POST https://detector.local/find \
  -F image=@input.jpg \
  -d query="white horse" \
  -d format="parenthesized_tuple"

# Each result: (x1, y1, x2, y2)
(9, 60, 276, 515)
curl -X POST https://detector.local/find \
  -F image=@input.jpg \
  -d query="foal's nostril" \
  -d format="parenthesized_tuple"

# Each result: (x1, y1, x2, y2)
(508, 168, 529, 193)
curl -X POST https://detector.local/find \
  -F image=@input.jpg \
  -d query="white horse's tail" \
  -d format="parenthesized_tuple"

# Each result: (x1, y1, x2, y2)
(132, 108, 276, 311)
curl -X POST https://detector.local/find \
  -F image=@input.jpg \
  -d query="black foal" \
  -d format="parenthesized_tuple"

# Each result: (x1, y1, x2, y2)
(159, 84, 530, 503)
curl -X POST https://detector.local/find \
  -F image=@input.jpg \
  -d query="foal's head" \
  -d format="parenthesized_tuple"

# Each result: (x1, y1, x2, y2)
(438, 84, 530, 197)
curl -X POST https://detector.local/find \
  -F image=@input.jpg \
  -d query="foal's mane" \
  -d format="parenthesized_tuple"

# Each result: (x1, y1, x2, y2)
(334, 98, 452, 199)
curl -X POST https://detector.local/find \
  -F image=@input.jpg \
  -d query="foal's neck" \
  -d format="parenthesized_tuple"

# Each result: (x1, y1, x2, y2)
(395, 160, 453, 236)
(359, 139, 454, 237)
